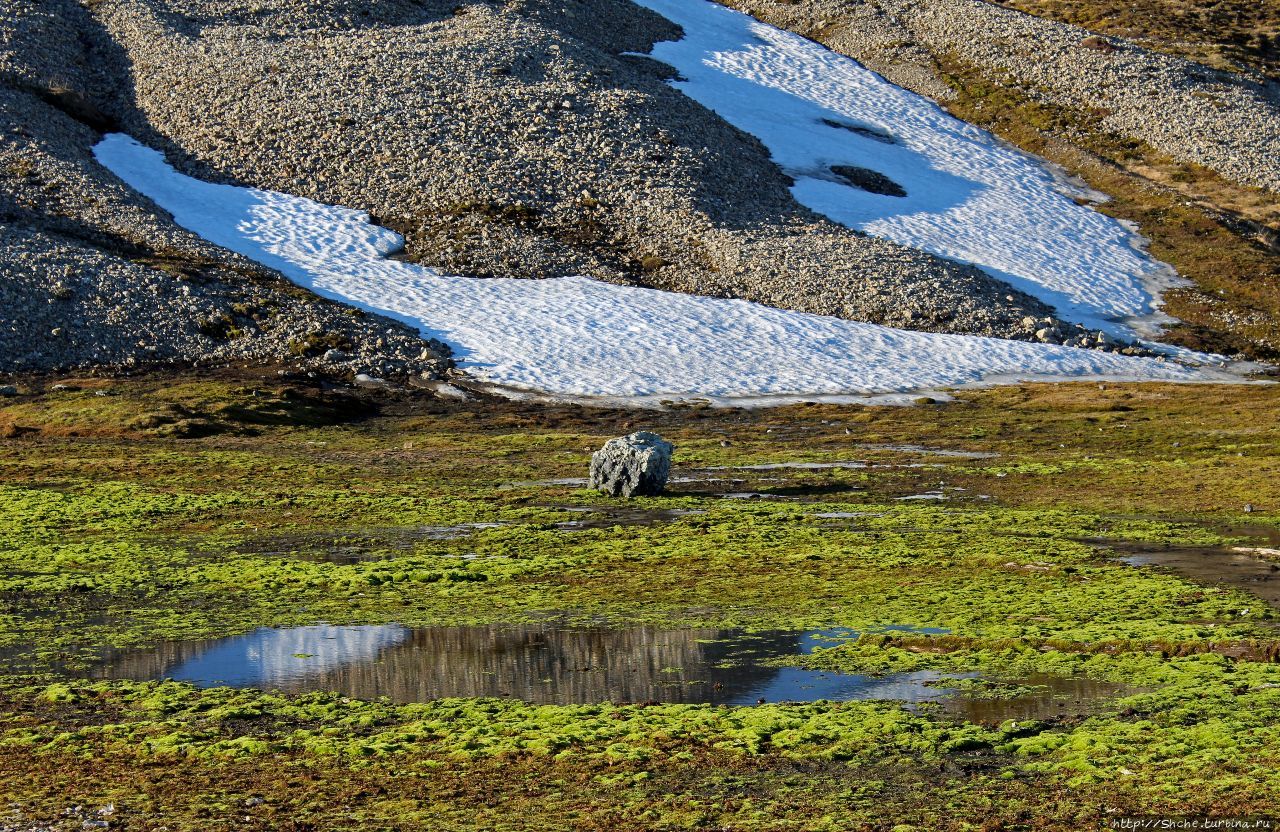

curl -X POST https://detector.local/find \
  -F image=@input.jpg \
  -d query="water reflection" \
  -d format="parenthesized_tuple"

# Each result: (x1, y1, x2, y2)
(165, 624, 408, 687)
(944, 673, 1130, 723)
(91, 623, 971, 706)
(1095, 529, 1280, 607)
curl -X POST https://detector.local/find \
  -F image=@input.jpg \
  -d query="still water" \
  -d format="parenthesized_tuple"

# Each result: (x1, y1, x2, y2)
(87, 623, 1123, 718)
(92, 624, 943, 706)
(1096, 523, 1280, 607)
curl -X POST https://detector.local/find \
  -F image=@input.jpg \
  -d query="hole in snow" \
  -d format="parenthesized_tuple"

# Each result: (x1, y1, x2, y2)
(830, 165, 907, 198)
(820, 117, 897, 145)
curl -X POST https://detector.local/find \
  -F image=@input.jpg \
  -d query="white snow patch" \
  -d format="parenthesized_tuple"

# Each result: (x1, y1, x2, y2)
(632, 0, 1183, 336)
(94, 134, 1229, 401)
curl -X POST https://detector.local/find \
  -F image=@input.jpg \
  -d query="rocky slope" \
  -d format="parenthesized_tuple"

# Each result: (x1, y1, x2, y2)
(0, 0, 1080, 378)
(714, 0, 1280, 359)
(97, 0, 1069, 333)
(0, 1, 453, 379)
(720, 0, 1280, 194)
(2, 0, 1276, 378)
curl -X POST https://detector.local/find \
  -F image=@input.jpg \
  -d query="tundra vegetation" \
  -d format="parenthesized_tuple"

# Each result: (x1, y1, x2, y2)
(1, 375, 1277, 830)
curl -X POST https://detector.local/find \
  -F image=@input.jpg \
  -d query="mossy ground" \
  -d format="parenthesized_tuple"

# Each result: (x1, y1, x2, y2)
(1, 374, 1278, 830)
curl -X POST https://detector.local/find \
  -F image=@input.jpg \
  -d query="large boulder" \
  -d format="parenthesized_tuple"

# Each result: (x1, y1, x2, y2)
(589, 432, 673, 497)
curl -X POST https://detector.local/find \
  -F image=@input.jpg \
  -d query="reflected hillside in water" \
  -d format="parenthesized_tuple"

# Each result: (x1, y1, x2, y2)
(89, 623, 964, 706)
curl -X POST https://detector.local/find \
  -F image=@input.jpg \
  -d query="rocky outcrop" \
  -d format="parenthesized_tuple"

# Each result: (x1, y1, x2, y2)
(589, 432, 674, 497)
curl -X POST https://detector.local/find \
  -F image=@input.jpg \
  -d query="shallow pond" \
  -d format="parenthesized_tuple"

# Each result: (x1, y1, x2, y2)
(1094, 523, 1280, 607)
(947, 673, 1131, 723)
(88, 625, 901, 706)
(82, 623, 1127, 719)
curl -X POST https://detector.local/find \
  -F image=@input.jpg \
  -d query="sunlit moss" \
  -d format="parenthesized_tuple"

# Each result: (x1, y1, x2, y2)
(1, 376, 1278, 828)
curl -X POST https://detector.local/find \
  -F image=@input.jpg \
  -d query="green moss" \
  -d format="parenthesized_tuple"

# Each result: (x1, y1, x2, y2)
(1, 377, 1279, 828)
(4, 657, 1278, 826)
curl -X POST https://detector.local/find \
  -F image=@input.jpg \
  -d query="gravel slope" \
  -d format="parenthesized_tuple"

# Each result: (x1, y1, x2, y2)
(7, 0, 1271, 378)
(720, 0, 1280, 193)
(0, 0, 451, 378)
(0, 0, 1079, 379)
(95, 0, 1069, 333)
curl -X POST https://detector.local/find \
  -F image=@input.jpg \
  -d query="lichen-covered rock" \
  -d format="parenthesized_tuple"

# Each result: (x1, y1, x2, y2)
(589, 432, 673, 497)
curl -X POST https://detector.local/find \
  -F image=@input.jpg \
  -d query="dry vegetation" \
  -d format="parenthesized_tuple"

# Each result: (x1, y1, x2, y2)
(990, 0, 1280, 80)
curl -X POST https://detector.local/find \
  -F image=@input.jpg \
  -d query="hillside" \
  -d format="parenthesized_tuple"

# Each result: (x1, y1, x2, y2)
(2, 0, 1277, 387)
(717, 0, 1280, 360)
